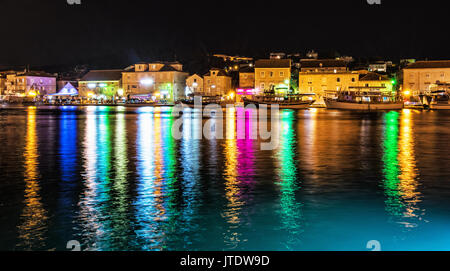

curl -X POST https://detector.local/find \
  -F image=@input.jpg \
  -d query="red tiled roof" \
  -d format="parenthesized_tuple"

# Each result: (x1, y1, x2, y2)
(300, 59, 347, 68)
(255, 59, 291, 68)
(404, 60, 450, 69)
(80, 70, 123, 81)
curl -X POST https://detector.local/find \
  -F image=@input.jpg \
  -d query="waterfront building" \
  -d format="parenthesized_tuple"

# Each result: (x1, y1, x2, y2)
(186, 74, 204, 95)
(358, 72, 394, 92)
(403, 60, 450, 96)
(4, 71, 57, 96)
(203, 68, 232, 96)
(254, 59, 291, 95)
(122, 62, 188, 102)
(368, 61, 393, 73)
(236, 66, 256, 101)
(78, 69, 123, 99)
(298, 59, 356, 99)
(298, 60, 393, 104)
(239, 66, 255, 89)
(298, 70, 359, 100)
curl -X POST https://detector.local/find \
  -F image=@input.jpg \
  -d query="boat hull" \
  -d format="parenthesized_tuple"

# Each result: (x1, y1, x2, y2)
(243, 100, 314, 110)
(403, 104, 424, 110)
(178, 102, 234, 109)
(430, 103, 450, 110)
(325, 100, 403, 110)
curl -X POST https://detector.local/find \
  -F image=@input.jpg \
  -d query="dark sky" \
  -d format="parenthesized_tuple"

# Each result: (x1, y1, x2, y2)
(0, 0, 449, 73)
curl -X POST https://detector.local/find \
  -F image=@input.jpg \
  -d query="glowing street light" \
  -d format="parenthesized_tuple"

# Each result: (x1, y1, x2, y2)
(141, 78, 154, 86)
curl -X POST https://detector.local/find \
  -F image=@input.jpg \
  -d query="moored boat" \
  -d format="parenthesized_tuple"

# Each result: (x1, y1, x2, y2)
(403, 101, 425, 110)
(242, 94, 315, 109)
(325, 100, 404, 110)
(325, 88, 403, 110)
(177, 95, 234, 108)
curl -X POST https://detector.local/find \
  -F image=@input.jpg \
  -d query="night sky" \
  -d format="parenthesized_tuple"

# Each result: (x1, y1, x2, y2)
(0, 0, 449, 73)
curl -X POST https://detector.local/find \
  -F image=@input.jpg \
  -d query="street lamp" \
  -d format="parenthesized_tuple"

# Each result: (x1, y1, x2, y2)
(141, 78, 154, 86)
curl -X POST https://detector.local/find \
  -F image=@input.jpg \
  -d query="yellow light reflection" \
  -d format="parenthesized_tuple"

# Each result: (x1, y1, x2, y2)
(18, 107, 48, 249)
(398, 109, 422, 221)
(223, 110, 243, 248)
(153, 115, 166, 222)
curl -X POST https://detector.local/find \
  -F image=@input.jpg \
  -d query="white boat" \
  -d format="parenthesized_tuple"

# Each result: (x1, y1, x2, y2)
(324, 88, 403, 111)
(325, 100, 404, 110)
(243, 94, 315, 110)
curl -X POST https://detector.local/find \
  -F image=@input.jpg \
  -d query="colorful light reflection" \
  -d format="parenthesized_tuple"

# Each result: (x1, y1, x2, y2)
(276, 110, 303, 249)
(382, 110, 422, 226)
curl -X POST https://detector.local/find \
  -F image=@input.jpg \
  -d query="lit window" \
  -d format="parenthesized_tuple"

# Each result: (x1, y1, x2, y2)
(261, 72, 265, 78)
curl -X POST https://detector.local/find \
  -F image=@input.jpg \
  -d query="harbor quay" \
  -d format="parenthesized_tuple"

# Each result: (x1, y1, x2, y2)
(1, 58, 450, 111)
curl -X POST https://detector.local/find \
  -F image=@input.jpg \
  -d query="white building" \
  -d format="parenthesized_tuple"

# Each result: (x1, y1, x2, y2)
(186, 74, 204, 95)
(5, 71, 57, 96)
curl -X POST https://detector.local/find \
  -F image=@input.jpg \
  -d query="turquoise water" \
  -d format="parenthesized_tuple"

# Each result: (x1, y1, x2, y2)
(0, 106, 449, 251)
